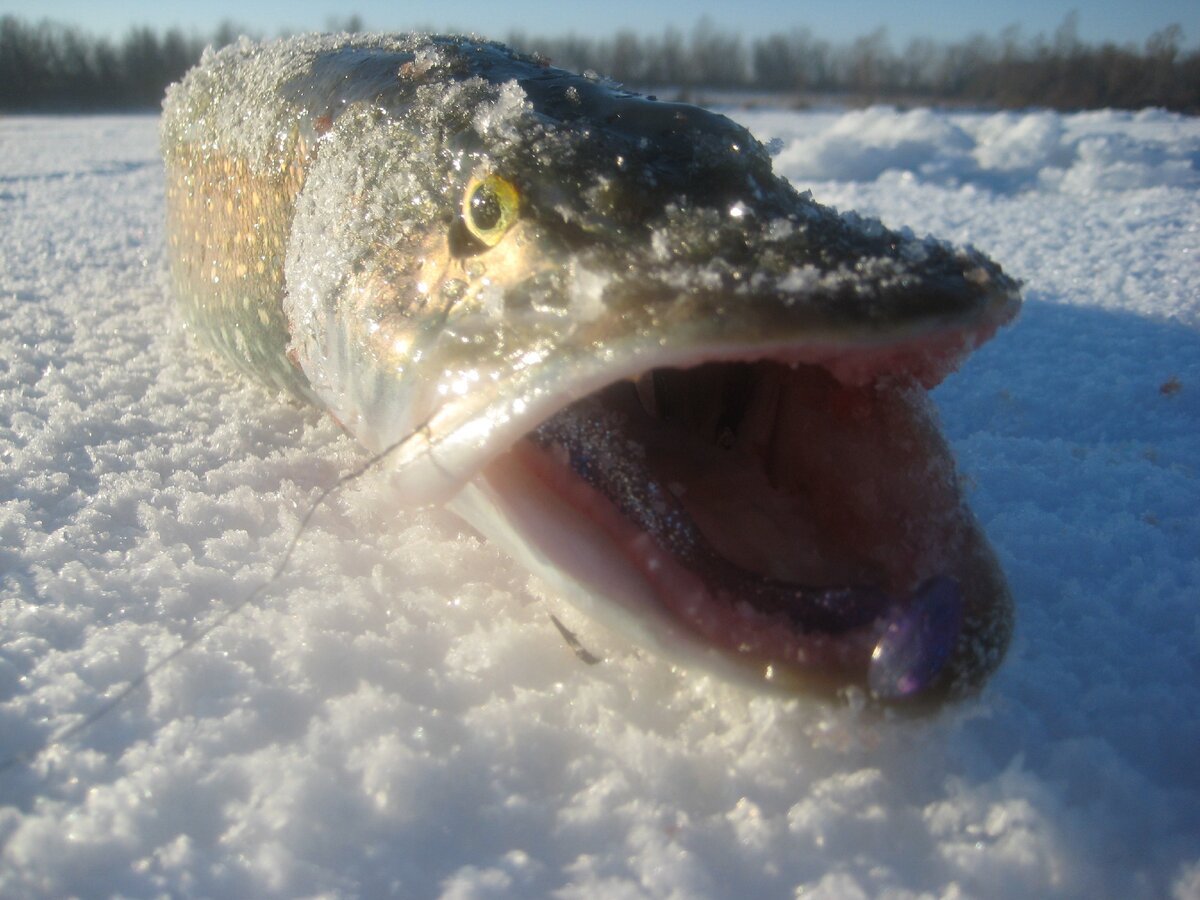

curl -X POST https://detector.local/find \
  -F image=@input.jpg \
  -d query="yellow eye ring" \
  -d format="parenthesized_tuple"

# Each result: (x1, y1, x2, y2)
(461, 174, 520, 247)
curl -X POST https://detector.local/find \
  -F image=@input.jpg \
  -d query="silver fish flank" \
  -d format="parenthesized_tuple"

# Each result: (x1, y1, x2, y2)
(162, 34, 1020, 706)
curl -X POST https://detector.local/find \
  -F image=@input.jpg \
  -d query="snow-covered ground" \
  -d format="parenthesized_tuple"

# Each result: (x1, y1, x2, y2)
(1, 105, 1198, 898)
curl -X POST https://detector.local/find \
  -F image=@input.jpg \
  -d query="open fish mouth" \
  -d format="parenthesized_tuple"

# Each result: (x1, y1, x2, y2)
(454, 318, 1015, 705)
(525, 364, 968, 699)
(163, 34, 1020, 706)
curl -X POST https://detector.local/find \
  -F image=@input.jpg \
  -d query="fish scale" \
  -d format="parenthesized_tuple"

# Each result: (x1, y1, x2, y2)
(165, 140, 314, 399)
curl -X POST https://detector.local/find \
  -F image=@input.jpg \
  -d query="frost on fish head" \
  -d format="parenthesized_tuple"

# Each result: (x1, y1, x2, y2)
(281, 39, 1019, 509)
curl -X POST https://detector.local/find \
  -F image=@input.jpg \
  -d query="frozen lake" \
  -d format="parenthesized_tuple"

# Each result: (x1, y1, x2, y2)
(1, 104, 1199, 897)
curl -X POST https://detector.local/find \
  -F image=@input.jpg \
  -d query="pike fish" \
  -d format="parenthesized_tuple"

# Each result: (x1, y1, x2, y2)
(162, 34, 1020, 706)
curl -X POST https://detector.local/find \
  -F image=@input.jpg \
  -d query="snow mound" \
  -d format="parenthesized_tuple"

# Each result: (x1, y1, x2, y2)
(743, 105, 1200, 192)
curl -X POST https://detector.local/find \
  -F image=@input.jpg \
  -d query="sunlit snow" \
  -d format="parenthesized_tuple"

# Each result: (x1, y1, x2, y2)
(1, 106, 1198, 898)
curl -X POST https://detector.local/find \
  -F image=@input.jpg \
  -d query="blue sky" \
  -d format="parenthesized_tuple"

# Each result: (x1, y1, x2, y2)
(3, 0, 1196, 48)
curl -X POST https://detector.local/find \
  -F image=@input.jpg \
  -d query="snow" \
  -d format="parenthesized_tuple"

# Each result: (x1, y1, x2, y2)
(2, 105, 1199, 898)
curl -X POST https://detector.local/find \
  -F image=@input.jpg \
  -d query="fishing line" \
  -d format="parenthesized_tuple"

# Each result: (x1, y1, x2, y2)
(0, 423, 431, 778)
(6, 161, 517, 778)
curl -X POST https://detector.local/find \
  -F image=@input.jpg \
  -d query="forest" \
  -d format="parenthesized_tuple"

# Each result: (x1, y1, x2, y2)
(1, 13, 1196, 113)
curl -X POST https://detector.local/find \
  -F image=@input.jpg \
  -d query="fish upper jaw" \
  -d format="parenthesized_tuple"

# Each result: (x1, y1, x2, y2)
(324, 287, 1014, 506)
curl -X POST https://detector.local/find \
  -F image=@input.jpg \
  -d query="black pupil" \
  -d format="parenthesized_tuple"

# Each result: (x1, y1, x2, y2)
(469, 185, 503, 231)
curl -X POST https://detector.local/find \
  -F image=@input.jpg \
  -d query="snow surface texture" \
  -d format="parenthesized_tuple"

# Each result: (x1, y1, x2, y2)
(1, 107, 1199, 898)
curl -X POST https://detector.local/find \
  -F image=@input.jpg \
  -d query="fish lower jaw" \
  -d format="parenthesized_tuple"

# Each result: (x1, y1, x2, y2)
(512, 437, 880, 674)
(445, 447, 845, 698)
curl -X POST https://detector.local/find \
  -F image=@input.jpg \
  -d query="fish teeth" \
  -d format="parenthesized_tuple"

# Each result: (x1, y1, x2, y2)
(634, 370, 659, 418)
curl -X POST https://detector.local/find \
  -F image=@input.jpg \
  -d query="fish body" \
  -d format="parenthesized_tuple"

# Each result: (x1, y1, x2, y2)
(162, 34, 1020, 705)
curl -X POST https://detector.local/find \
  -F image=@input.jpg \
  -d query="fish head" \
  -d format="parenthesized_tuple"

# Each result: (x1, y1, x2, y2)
(283, 37, 1020, 706)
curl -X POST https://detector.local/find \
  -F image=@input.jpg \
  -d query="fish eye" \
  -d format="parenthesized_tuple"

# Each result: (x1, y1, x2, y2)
(462, 174, 520, 247)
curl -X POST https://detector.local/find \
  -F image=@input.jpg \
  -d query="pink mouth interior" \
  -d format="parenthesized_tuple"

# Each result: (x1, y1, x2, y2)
(515, 360, 975, 698)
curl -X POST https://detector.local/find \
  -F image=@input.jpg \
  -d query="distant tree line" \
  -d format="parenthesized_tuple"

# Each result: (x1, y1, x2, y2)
(1, 17, 210, 110)
(1, 13, 1197, 113)
(508, 15, 1198, 112)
